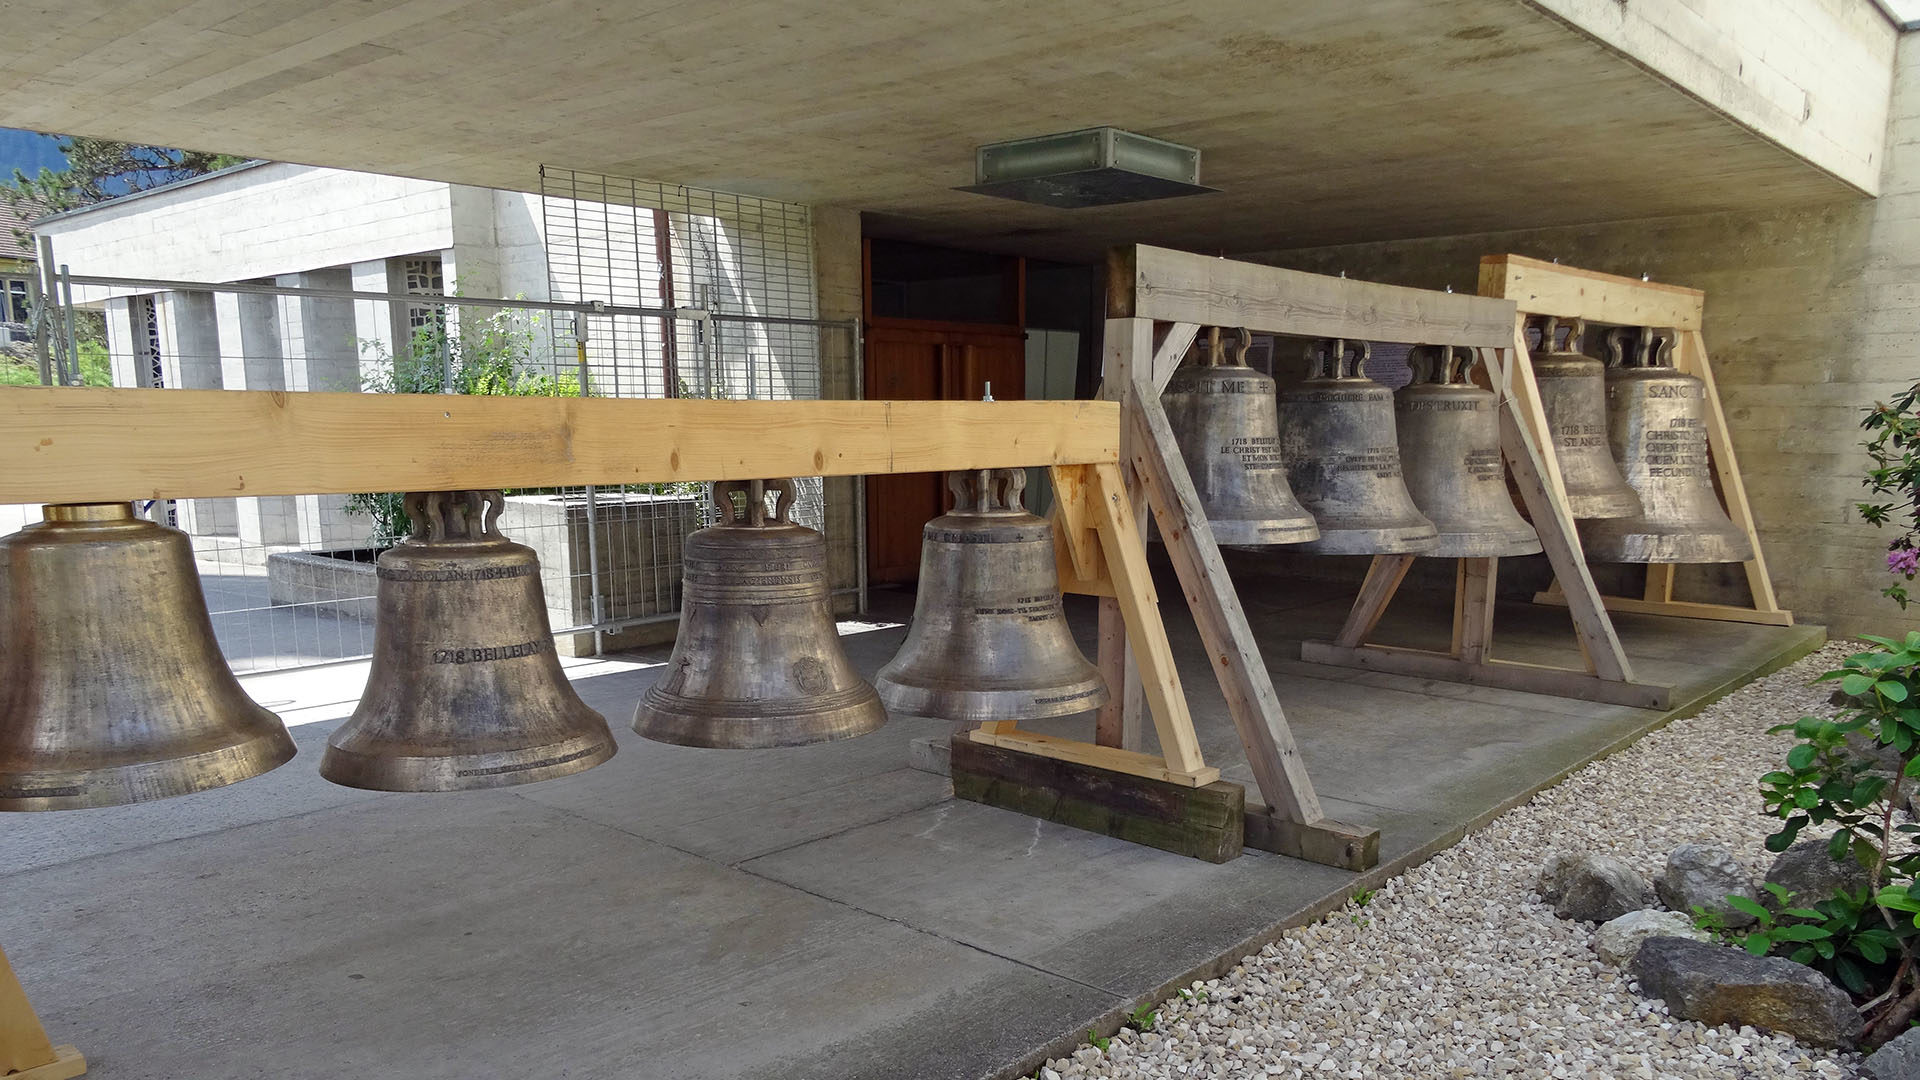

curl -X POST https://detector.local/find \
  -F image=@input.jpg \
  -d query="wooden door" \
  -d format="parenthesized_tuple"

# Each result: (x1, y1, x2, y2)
(863, 323, 1027, 584)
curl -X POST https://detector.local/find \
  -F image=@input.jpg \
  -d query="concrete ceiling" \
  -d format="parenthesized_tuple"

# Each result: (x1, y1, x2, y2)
(0, 0, 1873, 260)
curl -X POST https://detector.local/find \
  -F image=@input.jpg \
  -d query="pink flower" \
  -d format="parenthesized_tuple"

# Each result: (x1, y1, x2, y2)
(1890, 547, 1920, 575)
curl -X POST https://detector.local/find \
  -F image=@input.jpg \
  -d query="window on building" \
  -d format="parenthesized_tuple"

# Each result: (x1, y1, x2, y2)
(0, 277, 29, 323)
(401, 256, 445, 335)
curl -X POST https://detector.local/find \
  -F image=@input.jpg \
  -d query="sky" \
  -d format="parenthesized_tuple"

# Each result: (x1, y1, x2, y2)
(0, 129, 65, 178)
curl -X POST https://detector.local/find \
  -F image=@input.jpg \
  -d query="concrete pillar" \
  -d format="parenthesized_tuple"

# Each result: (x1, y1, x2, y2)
(276, 268, 372, 550)
(812, 206, 862, 611)
(154, 290, 236, 535)
(351, 260, 397, 381)
(215, 288, 300, 547)
(103, 296, 139, 388)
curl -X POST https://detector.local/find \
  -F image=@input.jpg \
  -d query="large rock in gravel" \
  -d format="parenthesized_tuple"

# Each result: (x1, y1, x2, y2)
(1765, 838, 1870, 908)
(1631, 937, 1862, 1049)
(1865, 1027, 1920, 1079)
(1537, 853, 1655, 922)
(1657, 843, 1760, 928)
(1594, 909, 1709, 967)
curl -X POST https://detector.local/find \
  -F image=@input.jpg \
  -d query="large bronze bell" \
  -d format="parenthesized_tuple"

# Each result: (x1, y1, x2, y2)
(1160, 327, 1318, 546)
(1578, 330, 1755, 564)
(1529, 316, 1641, 519)
(0, 503, 295, 810)
(635, 479, 886, 748)
(875, 469, 1109, 723)
(1279, 339, 1439, 555)
(321, 490, 616, 791)
(1395, 345, 1542, 558)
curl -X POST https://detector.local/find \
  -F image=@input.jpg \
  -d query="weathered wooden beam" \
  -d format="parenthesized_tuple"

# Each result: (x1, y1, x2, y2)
(1243, 807, 1380, 872)
(1478, 254, 1705, 332)
(951, 737, 1245, 864)
(1108, 245, 1516, 348)
(0, 389, 1120, 502)
(1298, 641, 1672, 709)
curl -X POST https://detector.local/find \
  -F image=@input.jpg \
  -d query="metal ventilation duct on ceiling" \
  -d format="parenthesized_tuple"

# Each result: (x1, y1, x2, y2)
(956, 127, 1218, 208)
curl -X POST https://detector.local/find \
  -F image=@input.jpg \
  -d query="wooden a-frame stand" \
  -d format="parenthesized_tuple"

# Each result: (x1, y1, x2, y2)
(1093, 247, 1675, 713)
(1481, 255, 1789, 628)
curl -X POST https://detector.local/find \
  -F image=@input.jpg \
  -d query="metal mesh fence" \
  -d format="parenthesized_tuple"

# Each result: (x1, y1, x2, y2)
(15, 175, 852, 674)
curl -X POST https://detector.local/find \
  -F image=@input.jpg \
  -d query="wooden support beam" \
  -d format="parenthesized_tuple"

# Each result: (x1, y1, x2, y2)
(1455, 558, 1497, 665)
(0, 948, 83, 1080)
(1297, 642, 1673, 709)
(0, 389, 1121, 502)
(1125, 397, 1328, 824)
(1243, 807, 1380, 872)
(1086, 461, 1210, 778)
(1533, 591, 1797, 627)
(1111, 245, 1515, 347)
(1673, 329, 1787, 619)
(1334, 555, 1415, 648)
(1478, 254, 1705, 332)
(951, 737, 1243, 863)
(965, 730, 1217, 788)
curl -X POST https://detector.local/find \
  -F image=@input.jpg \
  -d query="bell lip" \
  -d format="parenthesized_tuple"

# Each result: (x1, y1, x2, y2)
(317, 729, 616, 792)
(0, 725, 296, 812)
(1422, 532, 1544, 558)
(42, 502, 138, 523)
(1292, 523, 1439, 556)
(1202, 518, 1321, 546)
(1575, 524, 1755, 564)
(632, 690, 887, 749)
(872, 673, 1110, 724)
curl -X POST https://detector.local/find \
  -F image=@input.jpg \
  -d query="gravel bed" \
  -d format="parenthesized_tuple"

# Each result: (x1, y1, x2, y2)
(1040, 643, 1864, 1080)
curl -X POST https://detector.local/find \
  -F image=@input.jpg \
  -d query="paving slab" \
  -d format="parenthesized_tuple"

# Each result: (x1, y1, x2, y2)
(0, 581, 1825, 1080)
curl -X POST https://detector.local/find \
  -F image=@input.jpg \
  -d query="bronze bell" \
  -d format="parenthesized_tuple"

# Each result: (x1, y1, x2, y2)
(1395, 345, 1542, 558)
(1528, 316, 1641, 520)
(1578, 329, 1755, 564)
(1160, 327, 1319, 546)
(0, 503, 296, 810)
(875, 468, 1109, 723)
(635, 479, 886, 748)
(1279, 339, 1439, 555)
(321, 490, 616, 791)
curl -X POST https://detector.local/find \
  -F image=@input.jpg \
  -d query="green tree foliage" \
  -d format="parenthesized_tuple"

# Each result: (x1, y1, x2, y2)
(0, 136, 249, 229)
(1861, 384, 1920, 606)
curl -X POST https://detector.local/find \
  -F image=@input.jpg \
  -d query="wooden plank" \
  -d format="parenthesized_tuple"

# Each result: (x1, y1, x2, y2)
(1334, 554, 1415, 648)
(951, 736, 1242, 863)
(1643, 564, 1676, 602)
(0, 389, 1122, 502)
(0, 947, 60, 1076)
(1457, 558, 1497, 665)
(1049, 464, 1110, 595)
(966, 730, 1220, 788)
(1499, 317, 1569, 504)
(1087, 461, 1210, 776)
(1110, 245, 1516, 348)
(1298, 641, 1673, 710)
(1243, 807, 1380, 871)
(1481, 347, 1635, 683)
(1095, 317, 1156, 755)
(1534, 591, 1797, 627)
(1147, 322, 1200, 394)
(1673, 330, 1787, 616)
(1479, 254, 1705, 331)
(1125, 397, 1327, 823)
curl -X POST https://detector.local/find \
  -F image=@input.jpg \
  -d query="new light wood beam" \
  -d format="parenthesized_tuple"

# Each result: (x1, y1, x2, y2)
(1111, 245, 1516, 348)
(0, 389, 1120, 503)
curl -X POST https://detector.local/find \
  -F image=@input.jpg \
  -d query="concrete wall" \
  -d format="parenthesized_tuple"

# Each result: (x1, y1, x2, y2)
(1232, 31, 1920, 640)
(1531, 0, 1897, 195)
(815, 205, 862, 606)
(38, 163, 456, 298)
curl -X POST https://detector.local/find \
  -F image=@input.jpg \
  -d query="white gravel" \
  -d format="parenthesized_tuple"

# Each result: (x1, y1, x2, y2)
(1041, 643, 1865, 1080)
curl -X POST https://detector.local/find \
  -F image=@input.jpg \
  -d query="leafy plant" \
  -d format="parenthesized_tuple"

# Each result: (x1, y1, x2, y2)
(1860, 386, 1920, 607)
(1756, 634, 1920, 1044)
(1124, 1005, 1157, 1032)
(345, 305, 580, 545)
(1086, 1029, 1109, 1053)
(1351, 887, 1376, 907)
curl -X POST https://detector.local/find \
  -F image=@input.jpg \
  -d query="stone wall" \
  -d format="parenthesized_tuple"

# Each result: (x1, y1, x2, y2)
(1231, 32, 1920, 639)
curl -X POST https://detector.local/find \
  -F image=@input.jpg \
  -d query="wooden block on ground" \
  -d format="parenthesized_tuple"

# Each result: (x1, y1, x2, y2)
(949, 737, 1245, 864)
(9, 1045, 86, 1080)
(1243, 807, 1381, 872)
